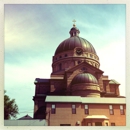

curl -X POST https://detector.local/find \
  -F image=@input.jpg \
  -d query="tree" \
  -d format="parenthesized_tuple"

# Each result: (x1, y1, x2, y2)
(4, 90, 19, 119)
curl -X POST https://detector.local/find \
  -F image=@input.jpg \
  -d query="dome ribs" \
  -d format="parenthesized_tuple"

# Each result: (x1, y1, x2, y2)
(74, 37, 77, 48)
(82, 38, 89, 52)
(72, 37, 75, 50)
(81, 37, 97, 54)
(83, 38, 91, 53)
(89, 42, 96, 54)
(88, 41, 97, 54)
(77, 37, 83, 49)
(54, 36, 97, 55)
(63, 38, 67, 52)
(71, 73, 98, 85)
(55, 42, 62, 54)
(89, 73, 93, 83)
(80, 38, 86, 51)
(63, 38, 69, 51)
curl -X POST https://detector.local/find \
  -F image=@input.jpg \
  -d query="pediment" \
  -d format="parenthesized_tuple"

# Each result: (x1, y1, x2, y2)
(65, 61, 104, 74)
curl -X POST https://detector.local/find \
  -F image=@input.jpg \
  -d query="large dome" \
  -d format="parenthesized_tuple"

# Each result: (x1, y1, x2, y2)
(52, 24, 100, 74)
(54, 36, 96, 55)
(71, 73, 98, 85)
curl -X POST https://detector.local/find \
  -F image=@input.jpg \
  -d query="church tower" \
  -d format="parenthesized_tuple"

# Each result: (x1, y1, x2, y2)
(33, 22, 122, 121)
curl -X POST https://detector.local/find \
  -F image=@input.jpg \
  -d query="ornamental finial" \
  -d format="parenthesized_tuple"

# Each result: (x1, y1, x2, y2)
(72, 19, 76, 27)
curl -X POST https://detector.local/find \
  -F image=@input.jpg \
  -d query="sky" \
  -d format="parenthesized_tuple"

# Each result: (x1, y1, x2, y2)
(4, 4, 126, 119)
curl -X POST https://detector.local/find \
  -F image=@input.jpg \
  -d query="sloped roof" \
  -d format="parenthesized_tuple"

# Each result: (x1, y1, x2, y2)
(34, 78, 50, 83)
(45, 96, 126, 104)
(18, 114, 33, 120)
(54, 36, 96, 55)
(65, 61, 104, 73)
(109, 79, 120, 85)
(46, 96, 81, 103)
(4, 120, 48, 126)
(71, 73, 98, 85)
(81, 97, 125, 104)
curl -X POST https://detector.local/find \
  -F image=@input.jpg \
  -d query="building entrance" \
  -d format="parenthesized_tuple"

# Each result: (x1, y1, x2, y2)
(60, 124, 71, 126)
(95, 122, 102, 126)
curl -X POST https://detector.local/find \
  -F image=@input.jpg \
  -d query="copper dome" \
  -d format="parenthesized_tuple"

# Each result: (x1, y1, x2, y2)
(54, 36, 96, 55)
(71, 73, 98, 85)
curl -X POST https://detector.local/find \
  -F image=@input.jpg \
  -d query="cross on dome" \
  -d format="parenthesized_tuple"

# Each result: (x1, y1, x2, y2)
(69, 20, 80, 37)
(73, 19, 76, 27)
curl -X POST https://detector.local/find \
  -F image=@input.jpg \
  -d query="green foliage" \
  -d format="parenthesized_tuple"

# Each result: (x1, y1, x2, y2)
(4, 90, 19, 119)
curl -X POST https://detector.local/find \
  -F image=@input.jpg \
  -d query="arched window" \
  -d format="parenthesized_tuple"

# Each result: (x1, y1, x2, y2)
(78, 61, 81, 64)
(59, 63, 62, 70)
(90, 54, 93, 58)
(95, 64, 98, 68)
(65, 54, 68, 57)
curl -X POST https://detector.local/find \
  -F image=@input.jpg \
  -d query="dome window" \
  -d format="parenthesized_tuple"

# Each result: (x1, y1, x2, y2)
(59, 63, 62, 70)
(65, 54, 68, 57)
(59, 56, 62, 58)
(82, 67, 87, 71)
(95, 64, 98, 68)
(90, 54, 93, 58)
(78, 61, 81, 64)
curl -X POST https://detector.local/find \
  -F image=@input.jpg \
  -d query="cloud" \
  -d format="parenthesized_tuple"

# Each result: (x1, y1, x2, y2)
(4, 4, 126, 119)
(5, 58, 52, 118)
(98, 39, 125, 96)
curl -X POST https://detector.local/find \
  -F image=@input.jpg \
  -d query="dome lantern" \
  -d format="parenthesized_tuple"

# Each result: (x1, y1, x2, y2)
(52, 23, 100, 74)
(69, 20, 80, 37)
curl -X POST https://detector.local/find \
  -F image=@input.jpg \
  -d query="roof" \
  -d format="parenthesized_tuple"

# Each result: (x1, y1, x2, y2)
(65, 61, 104, 74)
(71, 73, 98, 85)
(45, 96, 126, 104)
(54, 36, 96, 55)
(84, 115, 108, 119)
(46, 96, 81, 103)
(109, 79, 120, 85)
(34, 78, 50, 83)
(50, 75, 64, 79)
(4, 120, 48, 126)
(81, 97, 125, 104)
(18, 114, 33, 120)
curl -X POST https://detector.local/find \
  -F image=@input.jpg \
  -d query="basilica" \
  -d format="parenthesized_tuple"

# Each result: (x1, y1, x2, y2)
(32, 23, 126, 126)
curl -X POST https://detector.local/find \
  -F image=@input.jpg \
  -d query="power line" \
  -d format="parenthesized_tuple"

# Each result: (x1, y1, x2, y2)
(19, 112, 33, 113)
(19, 109, 34, 113)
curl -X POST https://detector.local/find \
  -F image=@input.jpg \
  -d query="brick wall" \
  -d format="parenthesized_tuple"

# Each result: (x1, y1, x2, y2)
(46, 103, 126, 126)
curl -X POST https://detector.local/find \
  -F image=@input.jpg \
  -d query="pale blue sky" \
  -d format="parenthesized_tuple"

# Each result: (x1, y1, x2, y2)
(4, 4, 126, 119)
